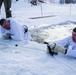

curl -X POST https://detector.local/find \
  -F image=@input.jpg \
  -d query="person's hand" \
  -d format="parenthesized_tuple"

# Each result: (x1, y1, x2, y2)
(6, 33, 13, 36)
(3, 35, 11, 39)
(3, 33, 12, 39)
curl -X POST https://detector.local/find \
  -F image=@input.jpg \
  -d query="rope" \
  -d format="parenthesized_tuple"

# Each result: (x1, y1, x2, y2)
(54, 56, 76, 73)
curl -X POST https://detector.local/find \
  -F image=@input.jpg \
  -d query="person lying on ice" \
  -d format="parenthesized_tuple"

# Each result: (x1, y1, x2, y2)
(44, 27, 76, 57)
(0, 18, 32, 41)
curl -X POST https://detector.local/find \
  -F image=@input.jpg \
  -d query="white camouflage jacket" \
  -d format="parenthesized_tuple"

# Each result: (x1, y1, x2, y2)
(56, 36, 76, 57)
(0, 18, 32, 41)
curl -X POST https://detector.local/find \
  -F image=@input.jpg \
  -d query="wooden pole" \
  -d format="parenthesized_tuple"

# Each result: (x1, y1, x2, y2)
(40, 3, 43, 17)
(69, 0, 72, 15)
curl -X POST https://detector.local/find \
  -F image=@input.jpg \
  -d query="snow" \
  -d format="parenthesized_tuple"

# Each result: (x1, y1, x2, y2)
(0, 0, 76, 75)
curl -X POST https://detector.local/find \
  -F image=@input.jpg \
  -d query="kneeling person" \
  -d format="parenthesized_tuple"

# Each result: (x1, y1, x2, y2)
(0, 18, 32, 41)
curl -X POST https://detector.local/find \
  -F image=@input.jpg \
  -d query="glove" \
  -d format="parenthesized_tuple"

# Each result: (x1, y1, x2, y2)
(3, 33, 12, 39)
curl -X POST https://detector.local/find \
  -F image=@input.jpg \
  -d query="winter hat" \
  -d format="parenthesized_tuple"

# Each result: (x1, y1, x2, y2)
(73, 27, 76, 33)
(0, 19, 6, 26)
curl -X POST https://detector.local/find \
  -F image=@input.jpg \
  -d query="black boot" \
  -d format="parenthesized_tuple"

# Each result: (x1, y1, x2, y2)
(30, 1, 37, 5)
(6, 11, 12, 18)
(44, 42, 55, 56)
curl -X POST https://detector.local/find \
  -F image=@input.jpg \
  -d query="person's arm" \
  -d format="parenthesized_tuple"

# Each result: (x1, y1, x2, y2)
(66, 47, 76, 58)
(11, 31, 24, 41)
(56, 36, 71, 48)
(3, 33, 12, 39)
(0, 27, 11, 39)
(1, 27, 7, 36)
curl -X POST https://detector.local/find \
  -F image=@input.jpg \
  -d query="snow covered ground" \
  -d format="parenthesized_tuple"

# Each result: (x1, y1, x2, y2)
(0, 0, 76, 75)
